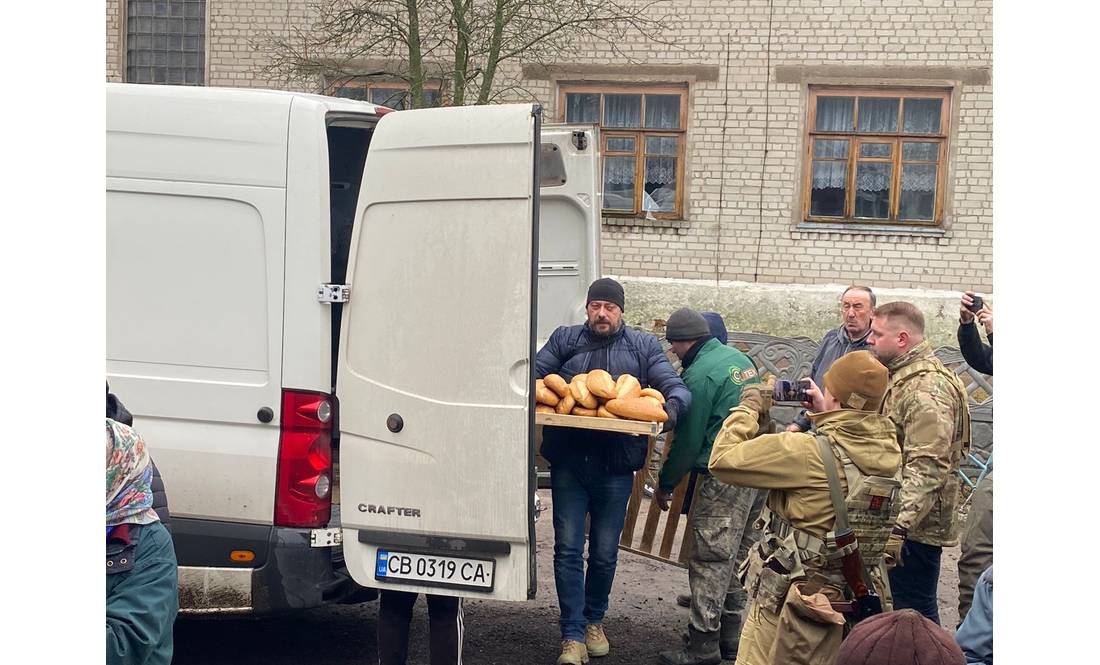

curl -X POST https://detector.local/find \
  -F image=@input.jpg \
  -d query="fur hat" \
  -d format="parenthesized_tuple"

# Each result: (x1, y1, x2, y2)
(822, 350, 888, 412)
(835, 609, 965, 665)
(665, 308, 711, 342)
(586, 278, 625, 311)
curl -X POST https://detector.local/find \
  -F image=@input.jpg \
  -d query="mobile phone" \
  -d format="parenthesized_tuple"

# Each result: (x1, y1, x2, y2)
(966, 295, 984, 314)
(773, 379, 811, 404)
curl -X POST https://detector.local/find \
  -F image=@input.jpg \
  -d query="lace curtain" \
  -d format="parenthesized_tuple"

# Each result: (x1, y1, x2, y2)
(816, 96, 942, 135)
(813, 163, 937, 192)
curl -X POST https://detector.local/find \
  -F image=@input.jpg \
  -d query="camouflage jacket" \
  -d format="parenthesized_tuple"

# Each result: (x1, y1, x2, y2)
(881, 341, 971, 546)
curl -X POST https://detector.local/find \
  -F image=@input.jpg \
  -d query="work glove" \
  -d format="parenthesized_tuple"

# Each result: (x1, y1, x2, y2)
(661, 400, 679, 434)
(739, 377, 776, 414)
(884, 527, 907, 569)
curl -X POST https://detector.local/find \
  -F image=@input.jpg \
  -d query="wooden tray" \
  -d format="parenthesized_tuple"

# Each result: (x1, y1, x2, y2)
(535, 412, 660, 437)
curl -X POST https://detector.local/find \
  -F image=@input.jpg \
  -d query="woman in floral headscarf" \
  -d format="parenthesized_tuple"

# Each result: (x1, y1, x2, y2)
(106, 418, 178, 665)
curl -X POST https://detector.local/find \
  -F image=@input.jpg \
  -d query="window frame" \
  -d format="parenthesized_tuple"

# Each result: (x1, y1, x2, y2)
(327, 78, 445, 110)
(558, 84, 688, 220)
(802, 86, 951, 227)
(123, 0, 207, 86)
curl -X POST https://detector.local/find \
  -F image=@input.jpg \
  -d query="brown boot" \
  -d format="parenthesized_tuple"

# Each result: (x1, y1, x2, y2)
(557, 639, 589, 665)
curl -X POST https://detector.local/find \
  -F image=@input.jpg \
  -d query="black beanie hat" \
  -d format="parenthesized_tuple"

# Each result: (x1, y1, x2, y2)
(587, 278, 625, 311)
(665, 308, 711, 342)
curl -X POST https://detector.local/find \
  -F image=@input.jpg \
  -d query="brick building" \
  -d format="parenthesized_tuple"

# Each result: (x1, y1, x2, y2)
(106, 0, 993, 304)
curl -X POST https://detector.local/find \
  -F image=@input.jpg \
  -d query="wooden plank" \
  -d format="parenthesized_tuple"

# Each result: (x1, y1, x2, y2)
(658, 480, 688, 559)
(620, 435, 657, 547)
(619, 545, 689, 570)
(639, 432, 676, 552)
(536, 412, 659, 436)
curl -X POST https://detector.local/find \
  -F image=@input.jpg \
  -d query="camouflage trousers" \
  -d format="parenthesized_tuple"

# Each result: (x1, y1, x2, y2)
(688, 474, 767, 633)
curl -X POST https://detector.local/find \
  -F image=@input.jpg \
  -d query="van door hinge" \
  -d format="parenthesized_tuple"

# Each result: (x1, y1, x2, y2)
(318, 284, 350, 304)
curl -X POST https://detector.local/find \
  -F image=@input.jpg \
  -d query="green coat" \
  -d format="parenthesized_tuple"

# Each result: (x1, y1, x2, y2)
(659, 338, 761, 493)
(106, 520, 179, 665)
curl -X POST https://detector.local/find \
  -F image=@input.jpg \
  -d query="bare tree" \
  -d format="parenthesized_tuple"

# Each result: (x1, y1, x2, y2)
(258, 0, 674, 107)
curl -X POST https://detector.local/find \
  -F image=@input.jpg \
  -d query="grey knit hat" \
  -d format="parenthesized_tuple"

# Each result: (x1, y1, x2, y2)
(665, 308, 711, 342)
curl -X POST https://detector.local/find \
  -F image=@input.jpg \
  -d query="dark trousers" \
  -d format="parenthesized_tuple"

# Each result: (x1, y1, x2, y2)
(378, 589, 463, 665)
(888, 539, 943, 625)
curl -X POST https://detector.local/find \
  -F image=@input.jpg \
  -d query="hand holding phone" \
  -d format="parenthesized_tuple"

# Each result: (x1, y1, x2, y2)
(966, 294, 985, 314)
(773, 379, 811, 404)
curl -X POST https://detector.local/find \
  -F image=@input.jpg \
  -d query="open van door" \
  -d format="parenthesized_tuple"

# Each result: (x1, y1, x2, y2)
(337, 104, 540, 601)
(536, 124, 602, 349)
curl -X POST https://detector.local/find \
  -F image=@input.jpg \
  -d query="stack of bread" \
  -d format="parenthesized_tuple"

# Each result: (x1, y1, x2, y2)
(535, 370, 668, 423)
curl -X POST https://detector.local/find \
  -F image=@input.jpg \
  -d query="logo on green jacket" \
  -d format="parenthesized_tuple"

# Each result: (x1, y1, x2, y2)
(729, 365, 758, 385)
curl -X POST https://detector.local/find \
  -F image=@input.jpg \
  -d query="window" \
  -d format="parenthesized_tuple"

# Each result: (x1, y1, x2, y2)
(126, 0, 206, 85)
(330, 80, 442, 110)
(560, 85, 687, 219)
(803, 87, 951, 226)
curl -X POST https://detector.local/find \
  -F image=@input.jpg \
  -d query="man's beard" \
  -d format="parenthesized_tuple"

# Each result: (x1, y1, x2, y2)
(591, 319, 621, 338)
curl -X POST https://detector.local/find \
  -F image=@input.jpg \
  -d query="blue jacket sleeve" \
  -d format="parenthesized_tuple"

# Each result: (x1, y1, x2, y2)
(643, 336, 691, 418)
(955, 566, 993, 665)
(535, 326, 571, 379)
(957, 323, 993, 375)
(106, 524, 179, 665)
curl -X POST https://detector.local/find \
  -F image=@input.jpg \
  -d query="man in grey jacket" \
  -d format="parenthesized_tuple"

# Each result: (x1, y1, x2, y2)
(787, 285, 875, 433)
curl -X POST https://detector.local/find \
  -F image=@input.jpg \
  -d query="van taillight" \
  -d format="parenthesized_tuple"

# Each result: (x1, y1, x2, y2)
(275, 389, 334, 528)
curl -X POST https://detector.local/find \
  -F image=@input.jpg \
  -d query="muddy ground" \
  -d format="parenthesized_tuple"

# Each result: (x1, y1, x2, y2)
(174, 488, 963, 664)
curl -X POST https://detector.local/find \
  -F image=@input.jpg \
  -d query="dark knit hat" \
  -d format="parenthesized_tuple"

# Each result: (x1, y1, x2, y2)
(701, 312, 728, 345)
(587, 278, 625, 311)
(835, 609, 965, 665)
(823, 350, 888, 412)
(665, 308, 711, 342)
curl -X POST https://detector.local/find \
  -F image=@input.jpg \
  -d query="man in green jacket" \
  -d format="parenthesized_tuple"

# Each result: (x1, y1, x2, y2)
(656, 309, 767, 665)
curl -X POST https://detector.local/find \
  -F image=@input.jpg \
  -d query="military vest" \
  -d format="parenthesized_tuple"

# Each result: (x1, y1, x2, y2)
(742, 434, 901, 609)
(886, 356, 971, 464)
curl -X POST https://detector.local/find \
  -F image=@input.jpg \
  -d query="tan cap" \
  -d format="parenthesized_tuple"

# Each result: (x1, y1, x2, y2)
(823, 351, 888, 412)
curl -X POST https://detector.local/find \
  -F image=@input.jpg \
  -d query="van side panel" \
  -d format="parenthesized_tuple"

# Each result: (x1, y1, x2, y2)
(105, 181, 287, 524)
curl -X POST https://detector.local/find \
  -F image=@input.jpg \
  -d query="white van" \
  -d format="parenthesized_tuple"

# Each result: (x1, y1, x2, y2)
(106, 83, 601, 612)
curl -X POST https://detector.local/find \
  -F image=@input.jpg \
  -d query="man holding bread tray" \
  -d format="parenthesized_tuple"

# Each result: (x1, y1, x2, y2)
(535, 277, 691, 665)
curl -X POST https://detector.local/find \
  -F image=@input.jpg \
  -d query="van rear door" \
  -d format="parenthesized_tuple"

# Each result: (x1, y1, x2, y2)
(336, 104, 540, 601)
(536, 124, 602, 349)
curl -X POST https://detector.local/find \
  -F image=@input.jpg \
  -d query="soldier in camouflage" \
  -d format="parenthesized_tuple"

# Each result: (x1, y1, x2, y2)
(707, 351, 902, 665)
(655, 309, 766, 665)
(868, 301, 971, 626)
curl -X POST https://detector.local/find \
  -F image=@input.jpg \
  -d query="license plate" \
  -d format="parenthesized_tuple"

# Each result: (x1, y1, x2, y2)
(375, 550, 496, 592)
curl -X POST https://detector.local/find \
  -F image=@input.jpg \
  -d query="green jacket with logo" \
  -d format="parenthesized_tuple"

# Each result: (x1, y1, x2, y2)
(659, 337, 760, 493)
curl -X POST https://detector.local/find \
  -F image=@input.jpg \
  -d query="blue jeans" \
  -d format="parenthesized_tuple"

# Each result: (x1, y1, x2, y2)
(888, 539, 943, 625)
(551, 462, 635, 642)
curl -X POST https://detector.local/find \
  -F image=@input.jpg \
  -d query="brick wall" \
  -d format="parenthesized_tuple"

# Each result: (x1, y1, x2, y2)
(105, 0, 994, 292)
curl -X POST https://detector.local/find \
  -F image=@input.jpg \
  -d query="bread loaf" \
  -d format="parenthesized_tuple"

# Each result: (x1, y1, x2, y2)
(640, 388, 665, 403)
(641, 396, 662, 408)
(613, 374, 642, 400)
(586, 369, 616, 398)
(535, 382, 560, 406)
(535, 404, 556, 414)
(555, 393, 577, 415)
(545, 374, 571, 398)
(605, 397, 669, 422)
(597, 405, 621, 419)
(569, 379, 598, 409)
(571, 406, 599, 417)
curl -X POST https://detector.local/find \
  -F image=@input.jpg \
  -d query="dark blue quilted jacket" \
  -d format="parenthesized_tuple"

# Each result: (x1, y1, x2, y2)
(535, 323, 691, 474)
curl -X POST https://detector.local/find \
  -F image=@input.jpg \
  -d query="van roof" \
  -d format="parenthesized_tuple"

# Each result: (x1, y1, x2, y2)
(107, 83, 384, 187)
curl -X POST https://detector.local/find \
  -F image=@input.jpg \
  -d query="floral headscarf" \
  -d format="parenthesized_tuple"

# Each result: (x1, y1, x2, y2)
(106, 418, 160, 528)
